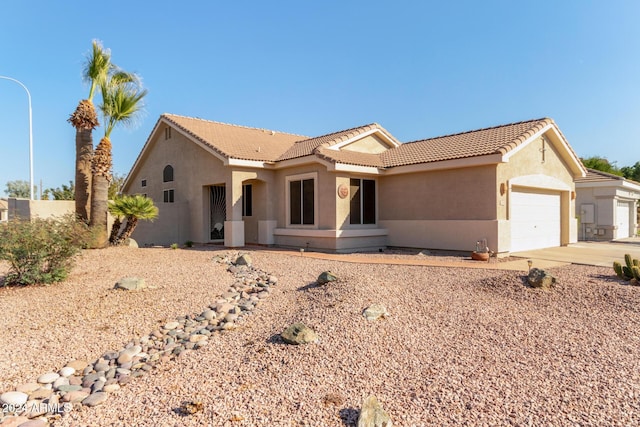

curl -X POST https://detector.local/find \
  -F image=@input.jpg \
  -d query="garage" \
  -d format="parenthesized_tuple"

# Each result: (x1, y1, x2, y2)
(616, 200, 631, 238)
(510, 188, 561, 252)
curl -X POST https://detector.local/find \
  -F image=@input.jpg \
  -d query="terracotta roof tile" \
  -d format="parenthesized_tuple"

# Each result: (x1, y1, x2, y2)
(314, 146, 385, 168)
(277, 123, 399, 161)
(576, 168, 640, 186)
(380, 118, 553, 167)
(163, 114, 307, 162)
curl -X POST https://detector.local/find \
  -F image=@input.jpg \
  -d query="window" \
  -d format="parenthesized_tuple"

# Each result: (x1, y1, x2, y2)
(163, 165, 174, 182)
(163, 189, 174, 203)
(165, 127, 172, 139)
(350, 178, 376, 224)
(287, 174, 316, 226)
(242, 184, 252, 217)
(141, 179, 147, 187)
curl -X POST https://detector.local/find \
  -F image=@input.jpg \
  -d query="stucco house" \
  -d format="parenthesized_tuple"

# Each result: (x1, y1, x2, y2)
(122, 114, 586, 254)
(575, 168, 640, 240)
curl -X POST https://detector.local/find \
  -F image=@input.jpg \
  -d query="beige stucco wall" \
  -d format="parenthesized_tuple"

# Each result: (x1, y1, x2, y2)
(375, 165, 498, 251)
(124, 123, 230, 245)
(342, 134, 389, 154)
(7, 198, 75, 220)
(379, 166, 497, 221)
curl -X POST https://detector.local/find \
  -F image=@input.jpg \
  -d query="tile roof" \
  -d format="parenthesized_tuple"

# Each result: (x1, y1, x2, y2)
(576, 168, 640, 186)
(163, 114, 307, 162)
(277, 123, 398, 161)
(379, 118, 554, 167)
(314, 146, 385, 168)
(160, 114, 572, 170)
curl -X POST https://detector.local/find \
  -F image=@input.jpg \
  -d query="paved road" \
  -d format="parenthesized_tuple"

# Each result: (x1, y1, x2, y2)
(511, 237, 640, 267)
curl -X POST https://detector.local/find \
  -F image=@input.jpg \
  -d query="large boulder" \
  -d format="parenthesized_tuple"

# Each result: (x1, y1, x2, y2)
(527, 268, 556, 290)
(114, 277, 146, 291)
(358, 395, 392, 427)
(281, 323, 318, 345)
(317, 271, 338, 285)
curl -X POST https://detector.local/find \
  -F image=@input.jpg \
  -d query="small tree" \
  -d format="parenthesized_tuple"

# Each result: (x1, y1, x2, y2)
(108, 194, 158, 245)
(43, 181, 75, 200)
(5, 180, 35, 198)
(621, 161, 640, 182)
(581, 156, 623, 176)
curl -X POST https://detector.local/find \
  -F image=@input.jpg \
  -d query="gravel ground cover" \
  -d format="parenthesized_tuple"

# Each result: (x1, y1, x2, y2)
(2, 247, 640, 426)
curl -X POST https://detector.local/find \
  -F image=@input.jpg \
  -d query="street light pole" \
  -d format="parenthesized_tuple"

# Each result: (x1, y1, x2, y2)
(0, 75, 34, 200)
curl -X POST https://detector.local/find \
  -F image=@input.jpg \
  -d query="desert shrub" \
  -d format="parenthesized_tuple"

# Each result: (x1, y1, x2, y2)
(0, 214, 92, 286)
(170, 243, 179, 250)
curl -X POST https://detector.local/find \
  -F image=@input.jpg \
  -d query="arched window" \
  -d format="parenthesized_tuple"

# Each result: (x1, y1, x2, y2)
(163, 165, 174, 182)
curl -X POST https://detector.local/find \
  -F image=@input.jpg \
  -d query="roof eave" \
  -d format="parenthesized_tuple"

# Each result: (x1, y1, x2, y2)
(385, 153, 503, 175)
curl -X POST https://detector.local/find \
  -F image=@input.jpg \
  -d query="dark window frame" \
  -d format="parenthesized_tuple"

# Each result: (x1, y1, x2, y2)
(163, 165, 174, 183)
(163, 189, 175, 203)
(242, 184, 253, 217)
(289, 177, 315, 226)
(350, 178, 376, 225)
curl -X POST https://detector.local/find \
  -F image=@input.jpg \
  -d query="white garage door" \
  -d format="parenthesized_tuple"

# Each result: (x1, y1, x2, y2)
(616, 201, 631, 238)
(510, 189, 561, 252)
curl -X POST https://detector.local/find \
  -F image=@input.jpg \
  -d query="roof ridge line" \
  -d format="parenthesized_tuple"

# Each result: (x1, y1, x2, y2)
(405, 117, 551, 144)
(296, 122, 380, 143)
(161, 113, 308, 138)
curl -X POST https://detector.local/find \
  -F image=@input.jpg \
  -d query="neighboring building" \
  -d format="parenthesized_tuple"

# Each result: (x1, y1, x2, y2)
(0, 199, 7, 222)
(122, 114, 586, 254)
(575, 168, 640, 240)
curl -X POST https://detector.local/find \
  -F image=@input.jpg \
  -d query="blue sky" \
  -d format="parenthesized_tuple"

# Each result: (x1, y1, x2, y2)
(1, 1, 639, 197)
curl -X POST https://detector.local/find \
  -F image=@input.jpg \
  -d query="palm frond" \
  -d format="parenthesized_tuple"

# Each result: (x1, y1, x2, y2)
(102, 84, 148, 137)
(84, 40, 112, 102)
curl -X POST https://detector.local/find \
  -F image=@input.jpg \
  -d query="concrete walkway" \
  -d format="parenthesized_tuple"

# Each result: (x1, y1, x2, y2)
(511, 237, 640, 267)
(250, 237, 640, 271)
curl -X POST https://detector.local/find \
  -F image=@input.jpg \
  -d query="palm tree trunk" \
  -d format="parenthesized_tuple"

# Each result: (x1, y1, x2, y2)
(89, 137, 112, 248)
(69, 100, 98, 223)
(109, 217, 122, 245)
(89, 174, 109, 247)
(118, 216, 139, 242)
(74, 127, 93, 223)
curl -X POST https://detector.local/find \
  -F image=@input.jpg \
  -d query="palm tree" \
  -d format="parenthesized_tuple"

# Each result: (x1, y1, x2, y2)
(90, 73, 147, 247)
(108, 195, 158, 245)
(68, 40, 112, 223)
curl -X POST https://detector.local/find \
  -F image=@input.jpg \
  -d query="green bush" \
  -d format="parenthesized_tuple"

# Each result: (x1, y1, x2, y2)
(0, 215, 92, 286)
(170, 243, 179, 250)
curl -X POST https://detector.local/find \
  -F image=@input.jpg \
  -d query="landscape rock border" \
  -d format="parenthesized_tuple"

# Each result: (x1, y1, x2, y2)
(0, 252, 277, 425)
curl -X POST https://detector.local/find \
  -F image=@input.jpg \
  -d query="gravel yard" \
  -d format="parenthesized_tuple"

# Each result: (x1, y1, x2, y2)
(1, 247, 640, 426)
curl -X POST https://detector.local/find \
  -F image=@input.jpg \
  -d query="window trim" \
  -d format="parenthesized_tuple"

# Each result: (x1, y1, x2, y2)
(285, 172, 318, 228)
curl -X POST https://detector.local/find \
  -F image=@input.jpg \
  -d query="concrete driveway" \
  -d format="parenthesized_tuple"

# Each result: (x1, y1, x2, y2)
(511, 237, 640, 267)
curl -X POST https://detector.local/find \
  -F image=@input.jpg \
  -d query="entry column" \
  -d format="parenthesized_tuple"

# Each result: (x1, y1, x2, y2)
(224, 172, 244, 247)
